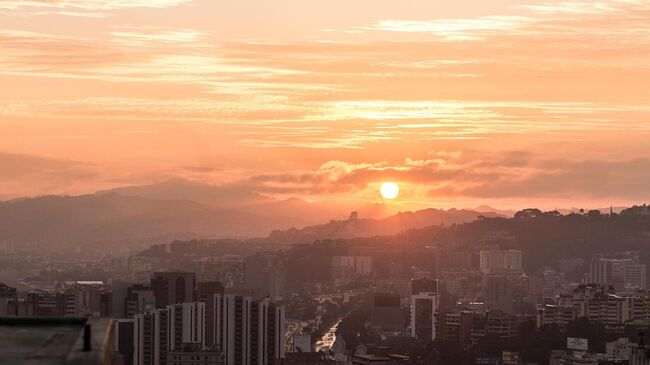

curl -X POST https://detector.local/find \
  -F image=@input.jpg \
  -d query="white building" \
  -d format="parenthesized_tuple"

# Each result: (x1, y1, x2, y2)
(590, 258, 647, 291)
(410, 292, 438, 342)
(167, 302, 206, 351)
(479, 250, 522, 274)
(332, 256, 374, 287)
(214, 294, 285, 365)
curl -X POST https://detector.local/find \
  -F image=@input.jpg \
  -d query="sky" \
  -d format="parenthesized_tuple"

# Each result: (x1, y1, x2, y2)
(0, 0, 649, 210)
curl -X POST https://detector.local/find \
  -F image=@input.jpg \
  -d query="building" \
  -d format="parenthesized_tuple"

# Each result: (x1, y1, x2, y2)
(197, 281, 225, 348)
(127, 301, 212, 365)
(484, 275, 515, 314)
(151, 272, 197, 309)
(437, 307, 525, 347)
(63, 281, 109, 317)
(625, 263, 647, 290)
(5, 297, 32, 316)
(485, 310, 522, 340)
(374, 280, 411, 306)
(606, 338, 631, 362)
(436, 307, 484, 348)
(134, 308, 170, 365)
(213, 294, 285, 365)
(27, 292, 66, 316)
(370, 293, 404, 331)
(590, 258, 647, 291)
(332, 256, 374, 287)
(0, 283, 17, 316)
(355, 256, 373, 275)
(630, 342, 650, 365)
(411, 291, 437, 342)
(244, 254, 286, 300)
(275, 352, 336, 364)
(479, 250, 522, 274)
(351, 348, 410, 365)
(411, 279, 437, 296)
(549, 350, 605, 365)
(538, 284, 650, 329)
(114, 319, 135, 365)
(167, 343, 222, 365)
(124, 285, 155, 319)
(536, 304, 578, 328)
(167, 302, 206, 351)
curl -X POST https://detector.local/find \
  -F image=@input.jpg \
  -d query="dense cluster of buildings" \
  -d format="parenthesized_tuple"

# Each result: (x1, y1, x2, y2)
(3, 232, 650, 365)
(1, 272, 286, 365)
(537, 284, 650, 330)
(113, 272, 286, 365)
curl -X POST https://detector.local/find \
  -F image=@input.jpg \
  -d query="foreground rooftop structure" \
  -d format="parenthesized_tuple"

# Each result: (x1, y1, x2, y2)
(0, 317, 113, 365)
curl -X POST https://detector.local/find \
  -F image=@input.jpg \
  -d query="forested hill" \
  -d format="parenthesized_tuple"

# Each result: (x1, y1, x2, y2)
(399, 206, 650, 270)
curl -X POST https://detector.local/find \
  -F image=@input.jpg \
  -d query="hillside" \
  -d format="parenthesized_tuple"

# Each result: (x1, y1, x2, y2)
(267, 208, 502, 244)
(0, 193, 297, 253)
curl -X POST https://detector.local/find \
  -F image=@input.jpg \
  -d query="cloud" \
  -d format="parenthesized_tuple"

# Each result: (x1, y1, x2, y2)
(109, 26, 206, 47)
(1, 150, 649, 207)
(360, 16, 532, 40)
(235, 153, 650, 203)
(0, 0, 191, 17)
(450, 158, 650, 200)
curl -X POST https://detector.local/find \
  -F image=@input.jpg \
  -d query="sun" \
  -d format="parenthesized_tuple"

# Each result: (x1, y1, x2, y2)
(380, 182, 400, 200)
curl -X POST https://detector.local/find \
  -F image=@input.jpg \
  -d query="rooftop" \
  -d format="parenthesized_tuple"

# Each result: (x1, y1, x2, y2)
(0, 317, 113, 365)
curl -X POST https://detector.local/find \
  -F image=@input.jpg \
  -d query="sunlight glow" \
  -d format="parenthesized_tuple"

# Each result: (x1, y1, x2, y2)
(380, 182, 400, 200)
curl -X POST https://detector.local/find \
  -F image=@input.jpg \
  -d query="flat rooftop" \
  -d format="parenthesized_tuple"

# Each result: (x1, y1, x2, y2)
(0, 317, 113, 365)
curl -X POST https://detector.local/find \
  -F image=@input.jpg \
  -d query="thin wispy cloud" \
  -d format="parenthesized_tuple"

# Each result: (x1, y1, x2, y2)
(0, 0, 650, 205)
(360, 16, 532, 40)
(0, 0, 191, 11)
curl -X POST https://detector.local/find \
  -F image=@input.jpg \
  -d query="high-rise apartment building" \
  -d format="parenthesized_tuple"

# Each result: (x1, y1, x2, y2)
(134, 308, 170, 365)
(213, 294, 285, 365)
(114, 319, 135, 365)
(167, 302, 206, 351)
(411, 291, 438, 342)
(197, 281, 225, 348)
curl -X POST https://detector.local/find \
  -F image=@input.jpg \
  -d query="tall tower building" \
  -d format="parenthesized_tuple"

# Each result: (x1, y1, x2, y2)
(483, 275, 515, 314)
(134, 308, 170, 365)
(124, 284, 155, 319)
(244, 254, 286, 301)
(167, 302, 206, 351)
(151, 272, 196, 309)
(213, 294, 285, 365)
(197, 281, 225, 348)
(114, 319, 135, 365)
(410, 279, 438, 342)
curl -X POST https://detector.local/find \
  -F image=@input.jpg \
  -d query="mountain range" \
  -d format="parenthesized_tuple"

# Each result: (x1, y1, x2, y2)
(0, 179, 508, 253)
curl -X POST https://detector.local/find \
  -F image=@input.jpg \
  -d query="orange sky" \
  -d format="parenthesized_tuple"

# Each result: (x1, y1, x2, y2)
(1, 0, 649, 210)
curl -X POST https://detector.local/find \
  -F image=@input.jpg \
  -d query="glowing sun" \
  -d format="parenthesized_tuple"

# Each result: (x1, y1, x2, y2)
(380, 182, 400, 200)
